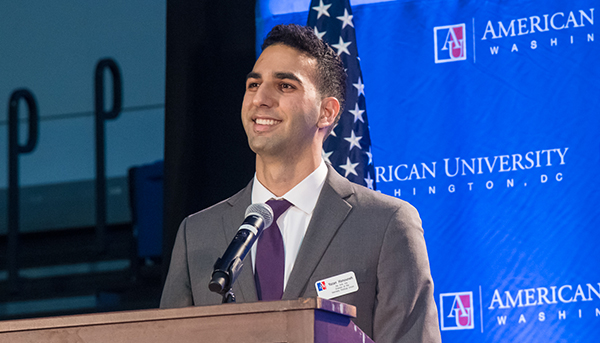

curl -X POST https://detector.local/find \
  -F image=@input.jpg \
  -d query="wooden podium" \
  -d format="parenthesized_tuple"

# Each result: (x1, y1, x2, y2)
(0, 298, 374, 342)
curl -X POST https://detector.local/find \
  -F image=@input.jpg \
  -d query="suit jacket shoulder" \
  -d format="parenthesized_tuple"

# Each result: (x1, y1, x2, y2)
(295, 165, 440, 343)
(160, 181, 254, 308)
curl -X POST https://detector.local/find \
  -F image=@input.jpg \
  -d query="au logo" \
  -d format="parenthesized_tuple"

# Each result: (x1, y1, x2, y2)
(434, 24, 467, 63)
(440, 291, 475, 330)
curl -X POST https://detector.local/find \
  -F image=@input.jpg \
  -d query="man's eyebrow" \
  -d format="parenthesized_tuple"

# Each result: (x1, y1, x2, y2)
(246, 71, 261, 80)
(273, 72, 302, 85)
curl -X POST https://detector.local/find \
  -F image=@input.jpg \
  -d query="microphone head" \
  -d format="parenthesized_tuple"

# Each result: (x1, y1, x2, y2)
(245, 203, 274, 228)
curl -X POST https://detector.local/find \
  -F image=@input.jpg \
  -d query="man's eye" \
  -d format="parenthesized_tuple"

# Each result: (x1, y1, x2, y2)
(280, 83, 295, 90)
(247, 82, 259, 89)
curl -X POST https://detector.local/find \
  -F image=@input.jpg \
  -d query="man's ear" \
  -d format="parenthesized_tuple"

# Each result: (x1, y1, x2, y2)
(317, 97, 340, 129)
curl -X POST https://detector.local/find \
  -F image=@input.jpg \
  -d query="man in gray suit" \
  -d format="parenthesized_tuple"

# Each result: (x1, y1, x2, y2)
(161, 24, 441, 342)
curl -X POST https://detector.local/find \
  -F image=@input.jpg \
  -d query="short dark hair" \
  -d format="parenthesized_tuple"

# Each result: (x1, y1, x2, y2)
(262, 24, 347, 113)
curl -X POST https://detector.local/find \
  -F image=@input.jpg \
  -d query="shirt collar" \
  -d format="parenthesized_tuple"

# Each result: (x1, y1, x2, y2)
(251, 159, 327, 215)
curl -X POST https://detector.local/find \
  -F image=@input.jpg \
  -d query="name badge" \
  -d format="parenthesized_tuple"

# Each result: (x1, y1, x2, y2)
(315, 271, 359, 300)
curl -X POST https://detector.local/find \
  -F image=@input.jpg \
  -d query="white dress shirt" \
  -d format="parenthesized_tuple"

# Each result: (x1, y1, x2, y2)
(251, 159, 328, 290)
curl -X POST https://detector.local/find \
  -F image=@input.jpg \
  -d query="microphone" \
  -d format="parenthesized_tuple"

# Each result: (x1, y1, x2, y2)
(208, 203, 274, 295)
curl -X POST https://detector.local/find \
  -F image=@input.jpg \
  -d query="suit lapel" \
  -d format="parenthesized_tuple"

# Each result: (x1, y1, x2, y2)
(282, 165, 354, 299)
(222, 180, 258, 302)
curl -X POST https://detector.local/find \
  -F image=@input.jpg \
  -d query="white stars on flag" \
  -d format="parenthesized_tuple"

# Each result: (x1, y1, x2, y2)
(353, 77, 365, 97)
(308, 0, 376, 190)
(348, 103, 364, 123)
(336, 9, 354, 29)
(329, 122, 338, 137)
(314, 27, 326, 39)
(322, 149, 333, 164)
(332, 36, 352, 56)
(364, 172, 374, 190)
(312, 0, 332, 19)
(340, 157, 359, 177)
(344, 130, 362, 151)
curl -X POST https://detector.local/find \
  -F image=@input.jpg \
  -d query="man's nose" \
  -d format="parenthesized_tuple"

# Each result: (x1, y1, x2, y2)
(252, 84, 276, 108)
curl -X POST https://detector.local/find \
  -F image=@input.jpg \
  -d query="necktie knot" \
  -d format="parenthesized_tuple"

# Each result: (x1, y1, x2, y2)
(266, 198, 293, 222)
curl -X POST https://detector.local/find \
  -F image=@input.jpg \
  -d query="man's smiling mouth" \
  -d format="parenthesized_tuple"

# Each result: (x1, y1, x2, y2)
(255, 118, 281, 125)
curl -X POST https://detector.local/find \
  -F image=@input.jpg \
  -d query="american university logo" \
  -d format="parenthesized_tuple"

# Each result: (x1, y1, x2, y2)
(317, 281, 326, 291)
(434, 24, 467, 63)
(440, 291, 475, 330)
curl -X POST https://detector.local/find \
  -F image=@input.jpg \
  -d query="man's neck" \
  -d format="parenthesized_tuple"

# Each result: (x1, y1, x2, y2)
(255, 152, 321, 197)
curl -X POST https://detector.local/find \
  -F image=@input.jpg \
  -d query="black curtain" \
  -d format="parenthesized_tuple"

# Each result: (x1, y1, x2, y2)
(163, 0, 257, 279)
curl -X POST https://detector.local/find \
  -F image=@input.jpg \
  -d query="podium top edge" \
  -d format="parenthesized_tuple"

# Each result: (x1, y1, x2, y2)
(0, 297, 356, 333)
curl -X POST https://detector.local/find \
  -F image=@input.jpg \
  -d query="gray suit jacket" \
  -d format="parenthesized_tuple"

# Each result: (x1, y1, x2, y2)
(161, 165, 441, 342)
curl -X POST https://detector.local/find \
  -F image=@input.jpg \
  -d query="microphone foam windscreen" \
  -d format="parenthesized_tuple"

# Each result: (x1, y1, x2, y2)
(245, 203, 274, 228)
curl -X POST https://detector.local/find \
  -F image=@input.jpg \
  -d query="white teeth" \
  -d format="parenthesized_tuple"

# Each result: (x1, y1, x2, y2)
(255, 118, 279, 125)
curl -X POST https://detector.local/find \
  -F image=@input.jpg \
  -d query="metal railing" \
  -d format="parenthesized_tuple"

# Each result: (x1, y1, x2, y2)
(5, 58, 122, 291)
(8, 89, 39, 293)
(94, 58, 123, 253)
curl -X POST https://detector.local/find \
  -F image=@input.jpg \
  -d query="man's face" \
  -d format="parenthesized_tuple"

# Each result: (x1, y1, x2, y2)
(241, 44, 323, 159)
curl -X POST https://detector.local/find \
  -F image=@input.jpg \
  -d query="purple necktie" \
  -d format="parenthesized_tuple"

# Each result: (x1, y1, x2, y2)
(254, 198, 293, 301)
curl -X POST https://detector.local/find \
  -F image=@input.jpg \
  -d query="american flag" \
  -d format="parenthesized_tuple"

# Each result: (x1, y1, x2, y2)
(308, 0, 376, 190)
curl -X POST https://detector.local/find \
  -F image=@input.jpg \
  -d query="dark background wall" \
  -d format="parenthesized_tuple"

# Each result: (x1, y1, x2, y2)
(163, 0, 257, 275)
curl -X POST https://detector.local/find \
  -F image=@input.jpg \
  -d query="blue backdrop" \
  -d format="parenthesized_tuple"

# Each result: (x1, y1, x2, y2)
(256, 0, 600, 341)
